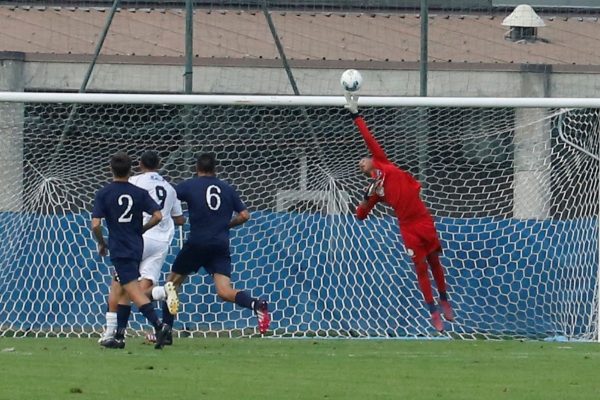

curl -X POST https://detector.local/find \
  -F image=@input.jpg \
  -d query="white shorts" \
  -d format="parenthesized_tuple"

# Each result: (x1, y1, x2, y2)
(139, 236, 170, 285)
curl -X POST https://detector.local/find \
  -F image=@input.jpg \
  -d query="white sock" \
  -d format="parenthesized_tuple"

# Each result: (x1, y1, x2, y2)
(152, 286, 166, 301)
(105, 312, 117, 337)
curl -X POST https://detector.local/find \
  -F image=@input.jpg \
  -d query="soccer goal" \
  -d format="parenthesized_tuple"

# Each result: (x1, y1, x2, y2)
(0, 92, 599, 341)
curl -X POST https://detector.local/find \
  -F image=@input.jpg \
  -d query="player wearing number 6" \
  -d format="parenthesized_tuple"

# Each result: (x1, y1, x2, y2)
(344, 93, 454, 333)
(160, 153, 270, 342)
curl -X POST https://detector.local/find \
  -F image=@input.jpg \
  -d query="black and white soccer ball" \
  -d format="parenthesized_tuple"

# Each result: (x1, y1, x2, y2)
(340, 69, 363, 92)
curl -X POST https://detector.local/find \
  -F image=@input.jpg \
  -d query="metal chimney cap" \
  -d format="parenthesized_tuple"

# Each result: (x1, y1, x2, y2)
(502, 4, 545, 28)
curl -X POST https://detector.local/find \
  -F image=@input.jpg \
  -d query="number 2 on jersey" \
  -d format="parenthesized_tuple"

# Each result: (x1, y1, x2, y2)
(206, 185, 221, 210)
(118, 194, 134, 222)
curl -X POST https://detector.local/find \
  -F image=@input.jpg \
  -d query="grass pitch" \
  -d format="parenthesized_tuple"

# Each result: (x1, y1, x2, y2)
(0, 337, 598, 400)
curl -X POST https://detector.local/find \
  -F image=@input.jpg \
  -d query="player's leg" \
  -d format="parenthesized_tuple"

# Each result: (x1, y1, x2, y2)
(113, 258, 171, 349)
(426, 252, 454, 321)
(208, 243, 271, 334)
(212, 273, 270, 334)
(138, 238, 175, 342)
(99, 278, 125, 348)
(158, 242, 198, 345)
(419, 219, 454, 322)
(141, 237, 179, 314)
(402, 226, 444, 332)
(413, 257, 443, 332)
(160, 272, 187, 337)
(99, 278, 120, 343)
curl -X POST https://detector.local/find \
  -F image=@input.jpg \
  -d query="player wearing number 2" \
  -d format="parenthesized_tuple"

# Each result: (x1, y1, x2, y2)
(91, 152, 171, 349)
(344, 93, 454, 332)
(160, 153, 270, 343)
(99, 151, 184, 347)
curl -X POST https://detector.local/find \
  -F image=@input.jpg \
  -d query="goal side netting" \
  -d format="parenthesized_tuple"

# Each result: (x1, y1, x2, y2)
(0, 93, 598, 341)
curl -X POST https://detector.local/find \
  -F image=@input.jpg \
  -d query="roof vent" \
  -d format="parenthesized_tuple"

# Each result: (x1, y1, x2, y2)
(502, 4, 545, 42)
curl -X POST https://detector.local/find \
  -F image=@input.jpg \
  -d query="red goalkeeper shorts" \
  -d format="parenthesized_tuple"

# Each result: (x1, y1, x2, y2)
(400, 217, 442, 262)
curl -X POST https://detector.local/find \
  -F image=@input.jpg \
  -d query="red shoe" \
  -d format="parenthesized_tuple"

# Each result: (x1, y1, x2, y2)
(439, 300, 454, 321)
(431, 310, 444, 332)
(254, 300, 271, 334)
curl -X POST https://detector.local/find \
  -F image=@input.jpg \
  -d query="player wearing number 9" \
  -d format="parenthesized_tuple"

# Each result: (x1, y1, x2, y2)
(160, 153, 271, 340)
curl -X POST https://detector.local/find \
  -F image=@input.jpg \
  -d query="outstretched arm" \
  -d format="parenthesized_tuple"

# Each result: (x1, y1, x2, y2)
(345, 93, 388, 162)
(356, 195, 380, 220)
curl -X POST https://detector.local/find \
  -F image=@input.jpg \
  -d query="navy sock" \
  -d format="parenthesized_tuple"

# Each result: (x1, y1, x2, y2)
(139, 303, 162, 330)
(427, 302, 437, 313)
(439, 292, 448, 302)
(235, 291, 256, 310)
(162, 301, 175, 327)
(116, 304, 131, 331)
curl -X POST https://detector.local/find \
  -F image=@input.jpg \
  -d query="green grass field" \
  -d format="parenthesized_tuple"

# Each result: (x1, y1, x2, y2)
(0, 337, 598, 400)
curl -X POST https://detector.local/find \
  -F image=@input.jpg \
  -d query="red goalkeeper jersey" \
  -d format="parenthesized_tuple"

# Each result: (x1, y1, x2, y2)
(353, 115, 431, 225)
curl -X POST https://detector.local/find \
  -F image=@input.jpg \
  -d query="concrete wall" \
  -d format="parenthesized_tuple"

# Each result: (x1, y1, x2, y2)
(18, 59, 600, 98)
(0, 54, 24, 212)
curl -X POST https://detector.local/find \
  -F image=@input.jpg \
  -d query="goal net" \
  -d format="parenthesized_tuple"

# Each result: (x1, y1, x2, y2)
(0, 93, 598, 341)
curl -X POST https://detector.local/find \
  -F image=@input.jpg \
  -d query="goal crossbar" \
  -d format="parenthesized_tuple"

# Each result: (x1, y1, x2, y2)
(2, 92, 600, 108)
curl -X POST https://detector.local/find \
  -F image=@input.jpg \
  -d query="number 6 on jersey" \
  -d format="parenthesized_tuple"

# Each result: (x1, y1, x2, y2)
(206, 185, 222, 211)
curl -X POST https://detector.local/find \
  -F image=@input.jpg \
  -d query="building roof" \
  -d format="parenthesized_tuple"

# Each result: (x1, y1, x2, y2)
(1, 6, 600, 66)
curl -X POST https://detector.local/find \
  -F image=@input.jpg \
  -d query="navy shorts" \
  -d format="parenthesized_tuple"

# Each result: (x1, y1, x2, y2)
(111, 258, 141, 285)
(172, 241, 232, 278)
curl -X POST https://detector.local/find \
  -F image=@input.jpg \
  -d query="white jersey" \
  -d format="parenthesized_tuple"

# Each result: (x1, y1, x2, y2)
(129, 172, 183, 243)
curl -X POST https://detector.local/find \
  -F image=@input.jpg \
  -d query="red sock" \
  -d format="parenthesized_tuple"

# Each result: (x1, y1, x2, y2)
(427, 252, 447, 295)
(414, 258, 434, 304)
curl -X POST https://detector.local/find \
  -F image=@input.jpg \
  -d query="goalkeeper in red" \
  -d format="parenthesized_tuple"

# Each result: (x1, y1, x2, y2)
(345, 93, 454, 332)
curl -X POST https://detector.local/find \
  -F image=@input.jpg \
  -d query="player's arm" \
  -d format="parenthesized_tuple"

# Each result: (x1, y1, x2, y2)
(345, 93, 388, 162)
(91, 192, 107, 256)
(141, 191, 162, 233)
(356, 184, 381, 221)
(229, 209, 250, 228)
(91, 218, 108, 256)
(229, 189, 250, 228)
(142, 210, 162, 233)
(171, 198, 185, 226)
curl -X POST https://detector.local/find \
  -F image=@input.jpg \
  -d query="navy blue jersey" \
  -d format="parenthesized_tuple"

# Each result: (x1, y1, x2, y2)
(176, 176, 246, 245)
(92, 181, 161, 261)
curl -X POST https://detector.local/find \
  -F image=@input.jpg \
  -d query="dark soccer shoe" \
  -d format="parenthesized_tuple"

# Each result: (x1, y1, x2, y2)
(100, 337, 125, 349)
(254, 300, 271, 334)
(154, 323, 172, 350)
(164, 330, 173, 346)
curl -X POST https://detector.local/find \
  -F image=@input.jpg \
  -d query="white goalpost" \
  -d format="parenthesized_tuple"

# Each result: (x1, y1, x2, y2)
(0, 92, 598, 341)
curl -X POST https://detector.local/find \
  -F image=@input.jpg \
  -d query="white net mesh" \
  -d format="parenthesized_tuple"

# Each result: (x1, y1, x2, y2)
(0, 97, 598, 340)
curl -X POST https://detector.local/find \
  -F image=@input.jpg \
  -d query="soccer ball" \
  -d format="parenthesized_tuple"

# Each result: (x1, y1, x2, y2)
(340, 69, 363, 92)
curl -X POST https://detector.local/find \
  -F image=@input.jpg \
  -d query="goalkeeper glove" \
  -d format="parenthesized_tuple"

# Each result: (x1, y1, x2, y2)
(344, 92, 359, 116)
(364, 181, 376, 200)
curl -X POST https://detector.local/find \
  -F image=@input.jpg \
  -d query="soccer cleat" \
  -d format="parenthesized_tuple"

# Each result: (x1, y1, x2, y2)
(430, 310, 444, 333)
(154, 323, 172, 350)
(163, 330, 173, 346)
(100, 337, 125, 349)
(254, 300, 271, 334)
(165, 282, 180, 315)
(97, 328, 115, 344)
(439, 300, 455, 322)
